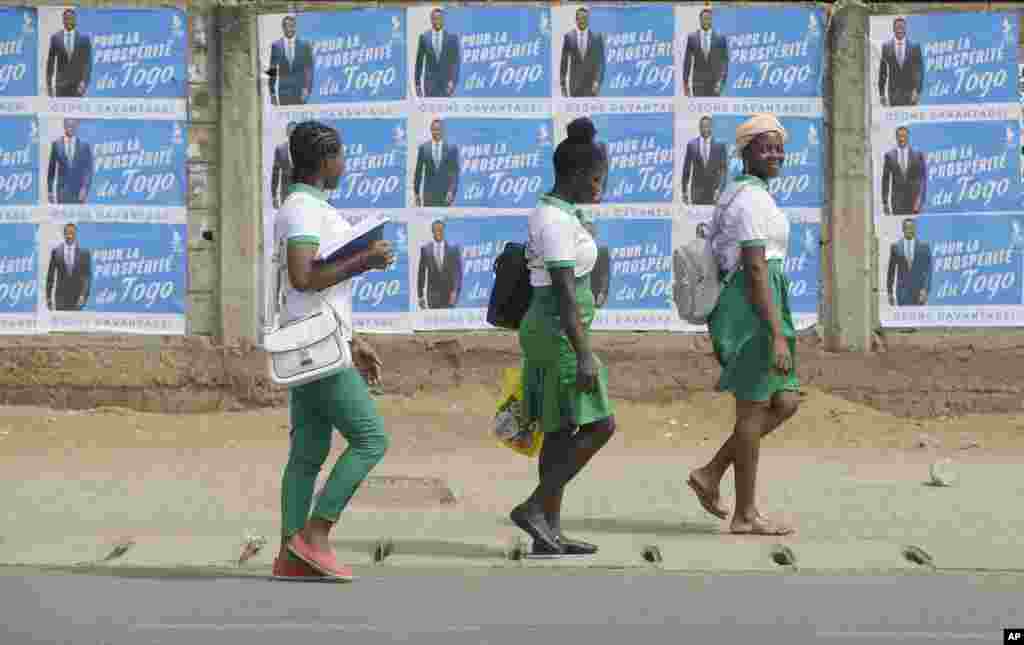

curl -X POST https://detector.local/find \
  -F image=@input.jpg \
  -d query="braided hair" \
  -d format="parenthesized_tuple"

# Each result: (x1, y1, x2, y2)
(553, 117, 606, 182)
(289, 121, 342, 186)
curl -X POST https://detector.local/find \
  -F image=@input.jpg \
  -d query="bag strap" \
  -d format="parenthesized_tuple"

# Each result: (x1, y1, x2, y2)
(709, 183, 752, 286)
(273, 240, 351, 339)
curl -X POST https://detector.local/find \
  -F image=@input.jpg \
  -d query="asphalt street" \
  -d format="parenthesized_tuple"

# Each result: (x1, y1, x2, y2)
(2, 567, 1020, 645)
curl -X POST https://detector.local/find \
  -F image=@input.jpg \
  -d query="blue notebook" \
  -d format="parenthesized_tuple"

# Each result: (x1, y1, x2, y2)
(315, 214, 389, 265)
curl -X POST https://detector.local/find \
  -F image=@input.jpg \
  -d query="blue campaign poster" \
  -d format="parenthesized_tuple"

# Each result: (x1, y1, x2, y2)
(414, 6, 551, 99)
(351, 221, 410, 314)
(76, 222, 187, 314)
(904, 214, 1024, 307)
(276, 9, 405, 104)
(432, 118, 554, 209)
(419, 216, 528, 310)
(686, 6, 826, 99)
(0, 116, 39, 205)
(55, 119, 186, 206)
(876, 120, 1020, 215)
(876, 13, 1018, 106)
(589, 112, 674, 204)
(47, 8, 187, 99)
(0, 7, 38, 98)
(0, 223, 38, 314)
(593, 218, 672, 310)
(709, 114, 825, 209)
(571, 5, 674, 98)
(786, 221, 821, 314)
(317, 118, 406, 210)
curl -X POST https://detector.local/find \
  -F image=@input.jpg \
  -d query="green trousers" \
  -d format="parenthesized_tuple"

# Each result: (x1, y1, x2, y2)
(282, 368, 389, 538)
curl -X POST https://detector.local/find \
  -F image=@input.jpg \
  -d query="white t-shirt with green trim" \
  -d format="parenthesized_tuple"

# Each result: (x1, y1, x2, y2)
(710, 176, 790, 275)
(273, 185, 353, 337)
(526, 194, 598, 288)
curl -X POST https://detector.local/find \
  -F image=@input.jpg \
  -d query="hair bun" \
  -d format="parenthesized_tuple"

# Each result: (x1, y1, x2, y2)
(566, 117, 596, 144)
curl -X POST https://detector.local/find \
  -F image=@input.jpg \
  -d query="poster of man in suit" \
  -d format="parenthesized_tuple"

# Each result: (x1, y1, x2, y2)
(270, 121, 296, 209)
(267, 15, 314, 106)
(583, 220, 610, 307)
(414, 119, 460, 207)
(682, 8, 729, 97)
(559, 7, 605, 98)
(878, 17, 923, 107)
(45, 8, 92, 97)
(45, 223, 92, 311)
(47, 118, 93, 205)
(681, 115, 727, 206)
(414, 8, 460, 98)
(887, 218, 932, 307)
(417, 219, 463, 309)
(881, 126, 927, 216)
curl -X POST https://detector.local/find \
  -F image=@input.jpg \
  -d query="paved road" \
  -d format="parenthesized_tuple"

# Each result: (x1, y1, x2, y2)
(1, 567, 1020, 644)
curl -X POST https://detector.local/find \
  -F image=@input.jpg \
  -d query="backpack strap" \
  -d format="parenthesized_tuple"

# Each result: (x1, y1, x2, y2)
(709, 183, 751, 286)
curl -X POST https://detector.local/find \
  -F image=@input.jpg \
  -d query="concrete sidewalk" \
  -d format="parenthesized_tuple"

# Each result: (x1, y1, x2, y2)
(3, 455, 1022, 574)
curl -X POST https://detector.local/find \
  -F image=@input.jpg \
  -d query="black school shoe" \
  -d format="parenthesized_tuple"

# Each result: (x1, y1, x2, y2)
(529, 535, 598, 559)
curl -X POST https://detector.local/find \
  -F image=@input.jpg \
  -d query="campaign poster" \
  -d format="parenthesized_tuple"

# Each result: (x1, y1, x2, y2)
(589, 217, 677, 331)
(878, 213, 1024, 328)
(258, 9, 406, 107)
(786, 219, 821, 327)
(41, 217, 187, 334)
(869, 13, 1018, 109)
(38, 7, 188, 117)
(40, 117, 187, 207)
(551, 4, 674, 100)
(408, 114, 554, 210)
(406, 5, 551, 101)
(348, 218, 413, 333)
(871, 118, 1020, 217)
(571, 112, 675, 205)
(0, 116, 40, 206)
(0, 7, 39, 105)
(412, 214, 528, 330)
(676, 5, 827, 99)
(0, 221, 42, 334)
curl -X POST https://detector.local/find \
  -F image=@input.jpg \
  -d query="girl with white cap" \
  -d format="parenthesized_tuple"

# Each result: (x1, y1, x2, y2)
(687, 113, 800, 536)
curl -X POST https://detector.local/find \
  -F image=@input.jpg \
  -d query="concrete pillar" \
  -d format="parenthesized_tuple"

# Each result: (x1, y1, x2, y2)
(822, 3, 874, 353)
(217, 6, 261, 346)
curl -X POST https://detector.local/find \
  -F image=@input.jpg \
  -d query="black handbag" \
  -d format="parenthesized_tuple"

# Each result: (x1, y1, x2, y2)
(486, 242, 533, 330)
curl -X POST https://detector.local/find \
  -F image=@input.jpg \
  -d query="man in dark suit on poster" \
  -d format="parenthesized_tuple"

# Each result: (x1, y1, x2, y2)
(560, 7, 605, 98)
(583, 221, 610, 308)
(46, 8, 92, 97)
(46, 223, 91, 311)
(417, 219, 463, 309)
(268, 15, 314, 106)
(681, 115, 727, 205)
(415, 8, 460, 98)
(414, 119, 460, 207)
(271, 121, 297, 209)
(881, 126, 927, 216)
(47, 118, 93, 205)
(878, 17, 923, 107)
(682, 8, 729, 97)
(887, 218, 932, 307)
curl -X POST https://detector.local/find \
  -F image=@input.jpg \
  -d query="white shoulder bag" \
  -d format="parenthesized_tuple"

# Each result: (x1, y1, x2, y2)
(263, 245, 352, 387)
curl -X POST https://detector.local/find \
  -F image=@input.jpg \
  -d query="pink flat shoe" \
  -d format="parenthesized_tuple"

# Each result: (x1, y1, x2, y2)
(271, 557, 325, 582)
(287, 533, 354, 582)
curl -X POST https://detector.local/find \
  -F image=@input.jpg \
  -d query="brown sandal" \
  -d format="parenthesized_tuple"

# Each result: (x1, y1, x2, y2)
(687, 473, 729, 520)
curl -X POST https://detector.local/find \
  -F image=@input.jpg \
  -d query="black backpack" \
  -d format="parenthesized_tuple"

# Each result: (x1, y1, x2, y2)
(486, 242, 533, 330)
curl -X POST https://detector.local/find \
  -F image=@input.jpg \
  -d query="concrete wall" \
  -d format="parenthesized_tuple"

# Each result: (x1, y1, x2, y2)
(0, 0, 1022, 413)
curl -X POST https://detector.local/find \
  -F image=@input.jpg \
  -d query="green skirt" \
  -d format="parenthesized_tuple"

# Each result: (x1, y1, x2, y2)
(709, 259, 800, 402)
(518, 275, 614, 433)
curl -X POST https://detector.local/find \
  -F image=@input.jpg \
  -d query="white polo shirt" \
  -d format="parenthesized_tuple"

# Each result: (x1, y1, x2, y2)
(526, 194, 598, 288)
(710, 175, 790, 274)
(273, 184, 353, 337)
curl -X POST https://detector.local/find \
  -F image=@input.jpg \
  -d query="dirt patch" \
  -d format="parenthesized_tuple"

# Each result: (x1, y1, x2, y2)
(2, 330, 1024, 418)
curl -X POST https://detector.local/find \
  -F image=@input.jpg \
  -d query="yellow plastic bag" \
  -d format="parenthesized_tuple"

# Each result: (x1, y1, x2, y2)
(494, 367, 544, 457)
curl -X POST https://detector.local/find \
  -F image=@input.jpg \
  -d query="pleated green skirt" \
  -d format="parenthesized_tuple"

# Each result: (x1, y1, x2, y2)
(709, 259, 800, 402)
(518, 276, 614, 433)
